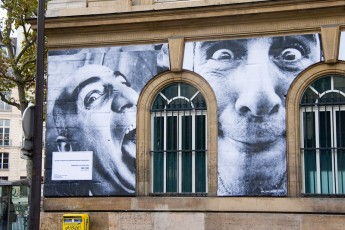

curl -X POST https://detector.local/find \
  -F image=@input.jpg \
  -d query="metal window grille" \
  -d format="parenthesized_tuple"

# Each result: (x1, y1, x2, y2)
(151, 83, 207, 194)
(300, 75, 345, 194)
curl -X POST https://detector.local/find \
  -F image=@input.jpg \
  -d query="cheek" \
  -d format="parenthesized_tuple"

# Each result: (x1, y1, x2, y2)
(112, 112, 135, 127)
(203, 72, 239, 110)
(276, 71, 299, 95)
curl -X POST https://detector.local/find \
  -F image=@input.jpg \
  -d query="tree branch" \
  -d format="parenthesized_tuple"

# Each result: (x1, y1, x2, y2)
(21, 15, 30, 43)
(20, 59, 36, 73)
(0, 92, 20, 109)
(0, 69, 17, 83)
(15, 38, 36, 65)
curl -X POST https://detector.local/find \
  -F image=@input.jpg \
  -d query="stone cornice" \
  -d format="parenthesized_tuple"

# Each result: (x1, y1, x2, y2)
(34, 0, 345, 49)
(38, 0, 345, 29)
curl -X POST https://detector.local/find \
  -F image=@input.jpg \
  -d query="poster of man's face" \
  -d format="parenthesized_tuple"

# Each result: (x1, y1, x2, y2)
(184, 34, 322, 196)
(45, 44, 169, 196)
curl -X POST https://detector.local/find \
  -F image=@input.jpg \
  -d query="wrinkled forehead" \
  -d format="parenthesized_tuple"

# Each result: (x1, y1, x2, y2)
(61, 66, 128, 99)
(195, 34, 320, 50)
(67, 66, 114, 88)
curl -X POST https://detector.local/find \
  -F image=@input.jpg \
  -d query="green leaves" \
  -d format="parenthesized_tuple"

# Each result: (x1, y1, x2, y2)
(0, 0, 45, 113)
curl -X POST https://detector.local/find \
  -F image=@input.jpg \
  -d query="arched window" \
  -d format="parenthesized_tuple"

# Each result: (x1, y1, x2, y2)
(151, 83, 207, 194)
(300, 75, 345, 194)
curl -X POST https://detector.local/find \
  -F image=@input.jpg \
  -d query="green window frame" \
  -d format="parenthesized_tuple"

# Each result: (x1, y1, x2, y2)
(151, 83, 207, 194)
(300, 75, 345, 194)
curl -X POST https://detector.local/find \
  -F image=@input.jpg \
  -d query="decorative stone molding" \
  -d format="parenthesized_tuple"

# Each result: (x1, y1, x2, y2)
(168, 37, 184, 72)
(321, 25, 340, 63)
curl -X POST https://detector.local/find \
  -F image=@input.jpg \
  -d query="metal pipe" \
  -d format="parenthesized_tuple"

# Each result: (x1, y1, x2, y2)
(29, 0, 45, 228)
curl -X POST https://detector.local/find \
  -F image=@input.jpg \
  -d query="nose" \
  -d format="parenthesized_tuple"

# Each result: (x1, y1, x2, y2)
(111, 89, 138, 113)
(234, 70, 282, 117)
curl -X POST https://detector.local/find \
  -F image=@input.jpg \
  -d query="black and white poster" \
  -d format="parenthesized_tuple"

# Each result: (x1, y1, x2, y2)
(45, 44, 169, 196)
(183, 34, 322, 196)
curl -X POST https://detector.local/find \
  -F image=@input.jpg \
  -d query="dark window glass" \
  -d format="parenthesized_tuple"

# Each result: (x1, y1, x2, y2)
(151, 83, 207, 194)
(301, 75, 345, 194)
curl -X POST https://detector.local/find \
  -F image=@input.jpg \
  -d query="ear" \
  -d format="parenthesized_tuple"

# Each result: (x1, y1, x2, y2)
(56, 136, 73, 152)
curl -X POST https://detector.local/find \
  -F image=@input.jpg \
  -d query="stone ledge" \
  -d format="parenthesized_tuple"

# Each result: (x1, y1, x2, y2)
(43, 196, 345, 213)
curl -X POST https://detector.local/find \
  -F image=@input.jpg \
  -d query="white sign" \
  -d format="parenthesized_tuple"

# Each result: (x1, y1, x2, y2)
(52, 151, 93, 180)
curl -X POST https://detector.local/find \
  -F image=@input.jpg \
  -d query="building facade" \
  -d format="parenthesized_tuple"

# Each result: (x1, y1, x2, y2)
(0, 91, 27, 181)
(41, 0, 345, 229)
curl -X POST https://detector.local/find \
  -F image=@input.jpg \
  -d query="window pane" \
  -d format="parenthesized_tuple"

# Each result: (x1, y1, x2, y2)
(182, 116, 192, 193)
(153, 117, 164, 193)
(338, 150, 345, 194)
(336, 111, 345, 148)
(301, 88, 318, 105)
(303, 112, 315, 148)
(180, 83, 197, 99)
(320, 92, 345, 104)
(304, 150, 317, 193)
(0, 153, 9, 169)
(0, 92, 11, 111)
(192, 93, 207, 110)
(337, 111, 345, 193)
(319, 112, 331, 148)
(152, 94, 166, 111)
(319, 111, 333, 194)
(195, 115, 206, 193)
(334, 76, 345, 92)
(312, 76, 331, 93)
(166, 116, 177, 192)
(320, 149, 333, 194)
(303, 112, 317, 193)
(162, 84, 178, 100)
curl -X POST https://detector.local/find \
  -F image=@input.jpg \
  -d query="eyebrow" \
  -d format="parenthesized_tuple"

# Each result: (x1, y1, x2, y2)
(114, 71, 131, 87)
(71, 76, 101, 101)
(199, 34, 318, 48)
(272, 34, 319, 44)
(295, 34, 319, 43)
(199, 41, 217, 49)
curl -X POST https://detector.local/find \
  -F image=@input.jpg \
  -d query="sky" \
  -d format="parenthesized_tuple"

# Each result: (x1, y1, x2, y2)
(0, 6, 6, 31)
(0, 7, 18, 37)
(0, 3, 5, 18)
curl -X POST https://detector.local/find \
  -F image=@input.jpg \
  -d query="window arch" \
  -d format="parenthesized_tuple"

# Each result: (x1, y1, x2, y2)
(286, 62, 345, 197)
(300, 75, 345, 194)
(151, 83, 207, 194)
(136, 71, 218, 196)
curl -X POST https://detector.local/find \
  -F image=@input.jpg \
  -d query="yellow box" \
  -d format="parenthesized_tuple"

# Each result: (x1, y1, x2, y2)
(62, 214, 89, 230)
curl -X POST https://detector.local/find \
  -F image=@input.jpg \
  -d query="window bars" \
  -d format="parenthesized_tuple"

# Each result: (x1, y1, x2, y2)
(151, 83, 207, 194)
(300, 75, 345, 194)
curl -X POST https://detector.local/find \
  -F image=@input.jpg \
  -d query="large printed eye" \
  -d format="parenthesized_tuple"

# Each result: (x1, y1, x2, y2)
(270, 40, 310, 71)
(84, 90, 103, 109)
(211, 49, 235, 61)
(279, 46, 304, 62)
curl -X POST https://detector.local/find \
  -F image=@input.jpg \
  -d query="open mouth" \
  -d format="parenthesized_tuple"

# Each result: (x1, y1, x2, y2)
(121, 126, 136, 165)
